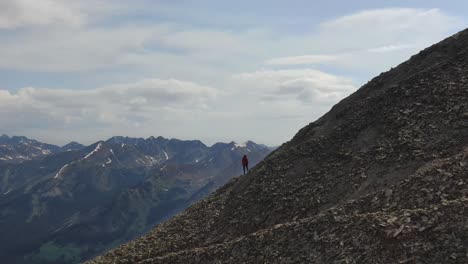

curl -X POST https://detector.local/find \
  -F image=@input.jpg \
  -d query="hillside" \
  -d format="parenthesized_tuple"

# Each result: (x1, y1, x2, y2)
(0, 136, 270, 264)
(88, 28, 468, 263)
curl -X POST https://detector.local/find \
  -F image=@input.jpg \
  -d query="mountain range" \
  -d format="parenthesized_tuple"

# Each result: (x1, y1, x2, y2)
(0, 135, 84, 163)
(88, 29, 468, 263)
(0, 135, 272, 264)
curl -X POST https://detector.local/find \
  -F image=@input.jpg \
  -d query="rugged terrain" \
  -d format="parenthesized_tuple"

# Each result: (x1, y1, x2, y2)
(0, 136, 270, 264)
(89, 28, 468, 263)
(0, 135, 82, 163)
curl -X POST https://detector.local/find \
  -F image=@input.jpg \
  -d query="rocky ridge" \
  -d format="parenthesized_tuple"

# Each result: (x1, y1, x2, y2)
(88, 28, 468, 263)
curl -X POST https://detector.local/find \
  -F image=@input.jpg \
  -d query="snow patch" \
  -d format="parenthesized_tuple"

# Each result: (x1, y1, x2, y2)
(83, 143, 103, 159)
(54, 164, 69, 179)
(234, 142, 247, 148)
(195, 159, 199, 163)
(106, 158, 112, 164)
(148, 156, 158, 164)
(30, 145, 51, 155)
(163, 151, 169, 160)
(3, 189, 11, 195)
(160, 164, 167, 171)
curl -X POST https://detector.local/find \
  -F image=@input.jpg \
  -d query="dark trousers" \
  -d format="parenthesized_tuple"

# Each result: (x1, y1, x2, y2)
(243, 164, 249, 174)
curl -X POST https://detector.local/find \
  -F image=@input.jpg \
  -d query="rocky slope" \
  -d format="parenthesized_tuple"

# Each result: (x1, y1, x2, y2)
(0, 137, 270, 264)
(88, 28, 468, 263)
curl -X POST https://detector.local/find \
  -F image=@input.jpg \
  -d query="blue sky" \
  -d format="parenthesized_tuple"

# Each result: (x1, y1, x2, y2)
(0, 0, 466, 146)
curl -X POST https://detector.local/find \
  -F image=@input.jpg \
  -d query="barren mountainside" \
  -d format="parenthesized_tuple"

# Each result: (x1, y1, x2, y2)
(89, 28, 468, 263)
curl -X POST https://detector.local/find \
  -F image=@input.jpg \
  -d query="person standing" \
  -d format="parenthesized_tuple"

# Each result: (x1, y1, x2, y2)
(242, 155, 249, 175)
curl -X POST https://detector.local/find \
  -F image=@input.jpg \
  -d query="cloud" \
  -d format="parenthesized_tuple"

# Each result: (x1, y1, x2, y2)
(264, 55, 337, 66)
(0, 78, 218, 129)
(0, 6, 462, 76)
(0, 24, 172, 72)
(0, 0, 84, 29)
(367, 44, 413, 53)
(253, 7, 464, 87)
(232, 69, 356, 103)
(0, 5, 465, 146)
(307, 8, 463, 71)
(0, 23, 267, 73)
(319, 8, 461, 47)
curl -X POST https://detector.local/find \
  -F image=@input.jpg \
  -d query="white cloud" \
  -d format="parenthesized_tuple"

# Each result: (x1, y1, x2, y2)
(367, 44, 413, 53)
(0, 5, 465, 146)
(307, 8, 463, 71)
(0, 6, 462, 76)
(0, 78, 218, 129)
(255, 8, 464, 79)
(0, 23, 267, 73)
(320, 8, 460, 45)
(0, 24, 172, 72)
(0, 0, 84, 29)
(232, 69, 356, 103)
(264, 55, 337, 66)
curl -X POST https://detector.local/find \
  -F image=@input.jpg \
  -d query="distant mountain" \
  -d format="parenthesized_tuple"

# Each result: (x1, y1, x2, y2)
(0, 136, 271, 264)
(0, 135, 85, 163)
(61, 141, 85, 152)
(0, 135, 61, 162)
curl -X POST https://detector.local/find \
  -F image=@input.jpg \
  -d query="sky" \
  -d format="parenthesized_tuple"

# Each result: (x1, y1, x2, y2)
(0, 0, 466, 146)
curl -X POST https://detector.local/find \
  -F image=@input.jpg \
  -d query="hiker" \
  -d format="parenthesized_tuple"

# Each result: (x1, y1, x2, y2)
(242, 155, 249, 175)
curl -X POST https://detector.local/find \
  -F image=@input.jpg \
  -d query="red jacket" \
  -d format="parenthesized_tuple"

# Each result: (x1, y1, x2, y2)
(242, 156, 248, 166)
